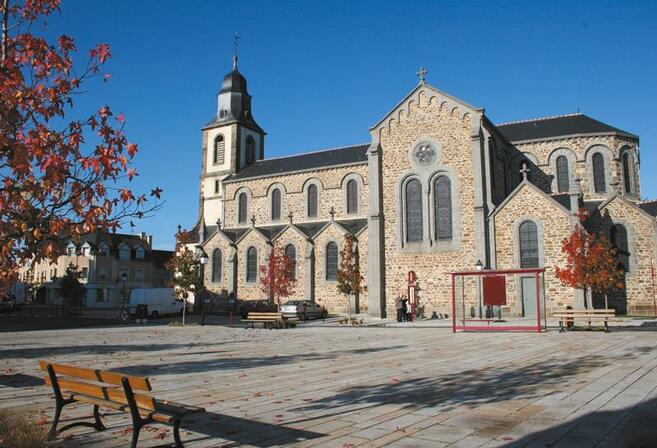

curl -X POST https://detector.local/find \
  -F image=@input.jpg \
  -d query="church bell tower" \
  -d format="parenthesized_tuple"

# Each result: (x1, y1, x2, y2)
(198, 42, 265, 229)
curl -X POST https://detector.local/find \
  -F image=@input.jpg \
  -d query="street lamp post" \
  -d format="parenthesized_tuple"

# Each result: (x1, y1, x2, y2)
(196, 246, 209, 326)
(120, 272, 128, 308)
(475, 259, 484, 318)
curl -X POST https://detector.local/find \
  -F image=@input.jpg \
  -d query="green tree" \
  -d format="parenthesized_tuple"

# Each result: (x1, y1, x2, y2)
(166, 231, 201, 325)
(58, 263, 85, 314)
(336, 234, 364, 320)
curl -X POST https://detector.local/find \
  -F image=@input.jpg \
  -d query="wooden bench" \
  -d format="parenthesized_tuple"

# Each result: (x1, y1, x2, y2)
(553, 309, 616, 333)
(39, 360, 205, 447)
(242, 312, 296, 329)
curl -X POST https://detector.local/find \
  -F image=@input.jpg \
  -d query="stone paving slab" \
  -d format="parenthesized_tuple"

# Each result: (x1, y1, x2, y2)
(1, 323, 657, 447)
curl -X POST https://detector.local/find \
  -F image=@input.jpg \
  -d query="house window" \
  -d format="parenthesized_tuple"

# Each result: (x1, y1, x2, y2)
(245, 136, 256, 165)
(119, 268, 129, 282)
(119, 246, 130, 261)
(213, 135, 225, 165)
(622, 152, 632, 194)
(285, 244, 296, 280)
(556, 155, 570, 193)
(246, 247, 257, 282)
(307, 184, 318, 218)
(434, 176, 452, 241)
(212, 248, 222, 283)
(98, 244, 109, 256)
(96, 288, 110, 303)
(519, 221, 539, 268)
(592, 152, 606, 193)
(81, 245, 90, 256)
(67, 245, 76, 256)
(135, 268, 144, 282)
(325, 242, 338, 281)
(135, 247, 145, 260)
(271, 188, 281, 221)
(99, 268, 108, 281)
(81, 267, 88, 279)
(346, 179, 358, 214)
(405, 179, 423, 243)
(238, 192, 248, 224)
(611, 224, 630, 273)
(215, 179, 220, 194)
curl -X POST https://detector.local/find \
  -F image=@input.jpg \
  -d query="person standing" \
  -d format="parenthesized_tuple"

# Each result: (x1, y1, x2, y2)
(394, 294, 403, 322)
(401, 295, 408, 322)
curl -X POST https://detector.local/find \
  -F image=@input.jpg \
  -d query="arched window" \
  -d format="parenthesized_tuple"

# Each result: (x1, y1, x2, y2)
(238, 192, 248, 224)
(434, 176, 452, 241)
(325, 242, 338, 281)
(285, 244, 296, 280)
(271, 188, 281, 221)
(611, 224, 630, 273)
(556, 155, 570, 193)
(212, 249, 222, 283)
(307, 184, 318, 218)
(245, 136, 256, 165)
(592, 152, 606, 193)
(519, 221, 539, 268)
(246, 247, 257, 282)
(405, 179, 423, 243)
(622, 152, 633, 194)
(213, 135, 225, 165)
(346, 179, 358, 214)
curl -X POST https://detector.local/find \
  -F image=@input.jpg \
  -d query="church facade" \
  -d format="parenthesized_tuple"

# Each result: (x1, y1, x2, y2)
(187, 58, 657, 318)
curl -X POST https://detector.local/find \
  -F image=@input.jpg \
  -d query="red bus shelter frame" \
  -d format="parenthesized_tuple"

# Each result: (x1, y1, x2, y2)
(450, 267, 546, 333)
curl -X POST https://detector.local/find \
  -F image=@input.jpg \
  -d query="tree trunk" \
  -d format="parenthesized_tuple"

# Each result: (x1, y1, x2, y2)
(182, 300, 186, 326)
(1, 0, 8, 63)
(604, 293, 608, 310)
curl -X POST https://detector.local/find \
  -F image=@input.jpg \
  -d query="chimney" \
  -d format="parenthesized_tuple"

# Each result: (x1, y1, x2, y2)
(147, 235, 153, 248)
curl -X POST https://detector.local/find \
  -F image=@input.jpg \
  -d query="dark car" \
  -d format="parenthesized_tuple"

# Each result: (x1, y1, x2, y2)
(239, 299, 278, 319)
(280, 300, 327, 321)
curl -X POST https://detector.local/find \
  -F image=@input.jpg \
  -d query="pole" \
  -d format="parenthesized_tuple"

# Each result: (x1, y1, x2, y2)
(651, 258, 656, 319)
(535, 271, 541, 333)
(451, 274, 456, 333)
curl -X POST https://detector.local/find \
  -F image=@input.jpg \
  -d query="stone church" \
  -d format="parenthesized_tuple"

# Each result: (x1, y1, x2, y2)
(186, 56, 657, 318)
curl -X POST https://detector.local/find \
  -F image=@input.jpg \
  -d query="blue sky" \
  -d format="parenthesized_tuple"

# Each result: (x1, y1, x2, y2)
(45, 0, 657, 249)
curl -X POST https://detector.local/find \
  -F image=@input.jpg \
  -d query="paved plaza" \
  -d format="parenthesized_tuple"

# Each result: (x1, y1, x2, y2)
(1, 321, 657, 447)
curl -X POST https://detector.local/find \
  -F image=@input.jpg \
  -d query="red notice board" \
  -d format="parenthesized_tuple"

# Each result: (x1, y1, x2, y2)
(483, 275, 506, 306)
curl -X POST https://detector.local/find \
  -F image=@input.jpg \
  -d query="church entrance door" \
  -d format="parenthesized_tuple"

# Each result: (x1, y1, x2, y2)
(520, 276, 537, 318)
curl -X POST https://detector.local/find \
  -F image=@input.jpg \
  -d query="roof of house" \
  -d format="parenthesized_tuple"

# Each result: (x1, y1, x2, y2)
(496, 113, 637, 142)
(224, 144, 369, 182)
(639, 201, 657, 217)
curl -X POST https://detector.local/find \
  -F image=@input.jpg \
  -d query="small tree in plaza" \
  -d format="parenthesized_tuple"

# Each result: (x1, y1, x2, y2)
(336, 234, 364, 320)
(555, 211, 624, 309)
(58, 263, 85, 312)
(166, 232, 201, 325)
(259, 243, 296, 309)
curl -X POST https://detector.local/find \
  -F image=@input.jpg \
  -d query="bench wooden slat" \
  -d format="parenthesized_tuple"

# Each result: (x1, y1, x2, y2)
(39, 360, 151, 391)
(43, 376, 156, 411)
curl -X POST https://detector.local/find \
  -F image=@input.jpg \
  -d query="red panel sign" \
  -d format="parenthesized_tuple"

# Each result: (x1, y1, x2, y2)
(483, 275, 506, 306)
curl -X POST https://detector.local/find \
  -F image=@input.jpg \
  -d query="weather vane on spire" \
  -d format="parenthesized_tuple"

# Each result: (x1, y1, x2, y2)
(232, 32, 240, 68)
(417, 67, 427, 85)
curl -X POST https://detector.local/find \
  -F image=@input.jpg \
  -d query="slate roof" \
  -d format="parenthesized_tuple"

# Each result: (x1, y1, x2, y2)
(337, 218, 368, 236)
(295, 222, 329, 239)
(550, 194, 572, 211)
(224, 144, 369, 182)
(496, 114, 638, 143)
(218, 227, 249, 243)
(639, 201, 657, 217)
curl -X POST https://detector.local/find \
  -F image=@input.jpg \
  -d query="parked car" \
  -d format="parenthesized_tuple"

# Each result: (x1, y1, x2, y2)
(280, 300, 327, 321)
(122, 288, 184, 320)
(239, 299, 277, 319)
(0, 294, 23, 311)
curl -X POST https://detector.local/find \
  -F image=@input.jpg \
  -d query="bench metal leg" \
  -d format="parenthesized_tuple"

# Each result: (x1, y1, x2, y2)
(559, 320, 564, 333)
(173, 418, 184, 447)
(48, 402, 63, 438)
(93, 404, 106, 430)
(130, 424, 141, 448)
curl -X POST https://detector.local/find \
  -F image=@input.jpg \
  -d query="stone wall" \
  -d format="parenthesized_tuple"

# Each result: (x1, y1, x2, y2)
(513, 135, 640, 200)
(223, 163, 368, 228)
(493, 184, 574, 316)
(378, 90, 478, 318)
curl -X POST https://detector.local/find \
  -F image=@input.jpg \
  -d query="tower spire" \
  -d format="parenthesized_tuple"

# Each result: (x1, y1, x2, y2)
(232, 32, 240, 69)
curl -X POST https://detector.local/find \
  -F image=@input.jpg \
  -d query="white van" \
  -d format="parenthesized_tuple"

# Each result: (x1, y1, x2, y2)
(128, 288, 183, 319)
